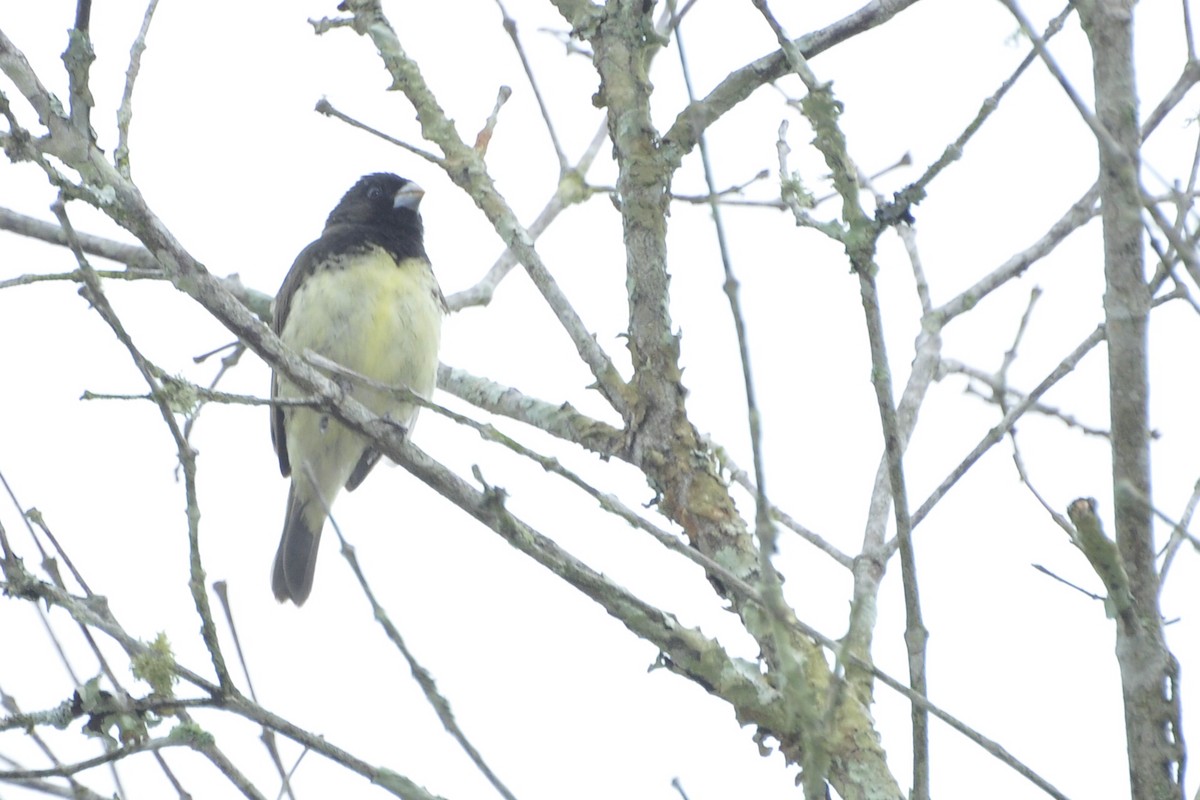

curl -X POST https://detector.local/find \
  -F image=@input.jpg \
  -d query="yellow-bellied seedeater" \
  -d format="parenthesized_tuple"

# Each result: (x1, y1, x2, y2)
(270, 173, 444, 605)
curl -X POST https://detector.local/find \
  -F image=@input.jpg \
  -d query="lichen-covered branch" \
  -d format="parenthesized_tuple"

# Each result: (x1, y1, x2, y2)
(1075, 0, 1184, 795)
(322, 0, 632, 415)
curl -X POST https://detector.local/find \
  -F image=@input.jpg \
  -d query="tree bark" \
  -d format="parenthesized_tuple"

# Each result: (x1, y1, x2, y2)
(1079, 1, 1184, 796)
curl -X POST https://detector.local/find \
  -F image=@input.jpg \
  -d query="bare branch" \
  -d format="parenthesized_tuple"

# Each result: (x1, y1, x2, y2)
(897, 4, 1075, 211)
(908, 325, 1105, 534)
(330, 519, 519, 800)
(51, 195, 234, 692)
(494, 0, 568, 172)
(322, 0, 632, 415)
(661, 0, 925, 169)
(115, 0, 160, 176)
(0, 206, 273, 319)
(1077, 2, 1182, 791)
(314, 98, 443, 164)
(445, 122, 606, 310)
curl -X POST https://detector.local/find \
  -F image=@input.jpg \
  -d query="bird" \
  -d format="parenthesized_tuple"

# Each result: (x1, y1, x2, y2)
(269, 172, 444, 605)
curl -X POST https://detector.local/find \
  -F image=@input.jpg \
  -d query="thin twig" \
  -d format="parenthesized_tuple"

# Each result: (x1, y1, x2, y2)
(329, 512, 520, 800)
(194, 742, 267, 800)
(928, 219, 1198, 542)
(927, 48, 1200, 321)
(0, 737, 178, 781)
(494, 0, 567, 171)
(1159, 477, 1200, 587)
(672, 0, 787, 666)
(997, 287, 1043, 411)
(754, 4, 928, 796)
(444, 122, 607, 310)
(943, 359, 1111, 438)
(50, 196, 233, 692)
(115, 0, 160, 176)
(670, 168, 771, 204)
(712, 443, 853, 569)
(1010, 436, 1075, 540)
(180, 343, 248, 444)
(896, 4, 1073, 211)
(473, 85, 512, 156)
(843, 163, 942, 715)
(660, 0, 925, 170)
(210, 581, 297, 800)
(313, 98, 443, 163)
(907, 325, 1105, 536)
(1031, 564, 1105, 603)
(0, 206, 273, 319)
(998, 0, 1126, 163)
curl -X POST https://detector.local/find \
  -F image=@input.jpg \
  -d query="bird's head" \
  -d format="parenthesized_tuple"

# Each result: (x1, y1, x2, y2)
(325, 172, 425, 233)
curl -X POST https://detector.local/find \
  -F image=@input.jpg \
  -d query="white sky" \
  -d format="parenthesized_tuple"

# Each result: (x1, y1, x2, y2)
(2, 1, 1198, 799)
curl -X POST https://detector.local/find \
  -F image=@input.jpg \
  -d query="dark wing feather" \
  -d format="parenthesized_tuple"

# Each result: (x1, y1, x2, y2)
(271, 375, 290, 477)
(346, 449, 382, 491)
(269, 242, 322, 479)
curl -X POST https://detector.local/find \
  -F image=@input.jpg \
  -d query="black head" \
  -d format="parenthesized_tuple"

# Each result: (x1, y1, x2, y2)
(324, 172, 424, 235)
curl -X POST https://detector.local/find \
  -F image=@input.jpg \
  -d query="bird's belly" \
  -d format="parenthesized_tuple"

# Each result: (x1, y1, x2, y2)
(277, 248, 443, 493)
(280, 248, 442, 412)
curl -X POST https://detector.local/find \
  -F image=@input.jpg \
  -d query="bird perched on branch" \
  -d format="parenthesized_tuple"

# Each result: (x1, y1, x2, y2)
(270, 172, 444, 605)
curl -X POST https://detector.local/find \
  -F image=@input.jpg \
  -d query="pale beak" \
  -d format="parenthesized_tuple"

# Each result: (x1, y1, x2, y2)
(394, 182, 425, 210)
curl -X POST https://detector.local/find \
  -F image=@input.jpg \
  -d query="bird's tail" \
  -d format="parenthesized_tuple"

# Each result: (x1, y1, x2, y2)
(272, 483, 324, 605)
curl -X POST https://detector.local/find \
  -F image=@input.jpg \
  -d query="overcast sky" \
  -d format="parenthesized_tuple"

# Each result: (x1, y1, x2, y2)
(2, 1, 1198, 799)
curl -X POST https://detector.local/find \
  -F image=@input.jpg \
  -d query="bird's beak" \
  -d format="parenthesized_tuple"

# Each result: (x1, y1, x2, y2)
(394, 182, 425, 211)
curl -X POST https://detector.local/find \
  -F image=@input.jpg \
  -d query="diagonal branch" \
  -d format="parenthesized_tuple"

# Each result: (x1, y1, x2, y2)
(661, 0, 924, 170)
(317, 0, 632, 416)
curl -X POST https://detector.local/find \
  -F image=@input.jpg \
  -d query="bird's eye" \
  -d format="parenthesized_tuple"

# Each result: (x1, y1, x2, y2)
(366, 185, 385, 200)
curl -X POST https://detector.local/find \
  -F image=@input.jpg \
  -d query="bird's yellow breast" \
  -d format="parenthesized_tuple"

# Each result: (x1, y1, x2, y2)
(278, 246, 442, 422)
